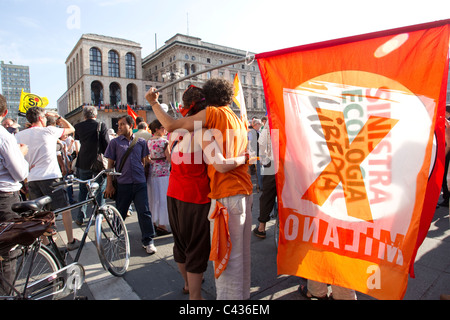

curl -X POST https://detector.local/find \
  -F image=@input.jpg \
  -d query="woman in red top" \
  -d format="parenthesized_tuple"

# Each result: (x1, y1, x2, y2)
(166, 86, 247, 300)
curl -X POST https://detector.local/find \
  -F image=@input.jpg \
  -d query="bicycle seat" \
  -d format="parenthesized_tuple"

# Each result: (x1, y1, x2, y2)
(11, 196, 52, 214)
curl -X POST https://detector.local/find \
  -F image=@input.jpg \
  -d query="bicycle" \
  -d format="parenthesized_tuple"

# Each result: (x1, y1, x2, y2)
(0, 201, 85, 300)
(49, 168, 130, 277)
(1, 169, 129, 300)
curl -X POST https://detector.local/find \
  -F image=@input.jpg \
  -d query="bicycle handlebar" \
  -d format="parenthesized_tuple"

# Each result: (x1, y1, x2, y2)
(51, 169, 121, 188)
(51, 180, 67, 187)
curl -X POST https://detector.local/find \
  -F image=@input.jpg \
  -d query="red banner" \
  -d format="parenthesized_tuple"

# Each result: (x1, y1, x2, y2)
(127, 105, 138, 128)
(256, 20, 450, 299)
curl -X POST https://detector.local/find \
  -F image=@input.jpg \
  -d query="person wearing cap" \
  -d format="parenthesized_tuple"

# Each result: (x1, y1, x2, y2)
(107, 128, 117, 141)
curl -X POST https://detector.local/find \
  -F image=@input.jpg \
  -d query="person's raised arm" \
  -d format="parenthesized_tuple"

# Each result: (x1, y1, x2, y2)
(145, 87, 206, 132)
(47, 111, 75, 135)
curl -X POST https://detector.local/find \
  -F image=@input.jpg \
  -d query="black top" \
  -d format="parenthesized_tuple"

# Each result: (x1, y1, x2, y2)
(74, 119, 110, 170)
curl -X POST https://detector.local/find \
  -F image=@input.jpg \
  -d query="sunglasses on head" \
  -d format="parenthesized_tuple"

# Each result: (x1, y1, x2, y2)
(180, 85, 202, 117)
(183, 84, 198, 94)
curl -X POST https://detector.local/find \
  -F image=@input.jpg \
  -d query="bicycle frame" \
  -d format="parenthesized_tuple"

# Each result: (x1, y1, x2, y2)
(0, 169, 127, 299)
(51, 174, 103, 264)
(50, 169, 122, 266)
(0, 170, 118, 300)
(52, 197, 98, 263)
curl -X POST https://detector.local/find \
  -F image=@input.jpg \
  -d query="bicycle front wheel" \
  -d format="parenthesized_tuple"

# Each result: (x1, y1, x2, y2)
(95, 205, 130, 277)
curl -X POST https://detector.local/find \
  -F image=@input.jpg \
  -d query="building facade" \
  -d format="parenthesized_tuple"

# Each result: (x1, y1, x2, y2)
(142, 34, 266, 119)
(58, 34, 159, 128)
(58, 33, 266, 129)
(59, 34, 148, 112)
(0, 61, 31, 126)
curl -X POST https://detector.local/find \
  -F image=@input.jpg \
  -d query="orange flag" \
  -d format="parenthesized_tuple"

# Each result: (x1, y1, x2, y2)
(127, 105, 138, 128)
(209, 201, 232, 279)
(256, 20, 450, 299)
(232, 74, 248, 130)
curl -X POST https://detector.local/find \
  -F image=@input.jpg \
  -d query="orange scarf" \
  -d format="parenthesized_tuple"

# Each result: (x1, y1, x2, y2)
(209, 201, 232, 279)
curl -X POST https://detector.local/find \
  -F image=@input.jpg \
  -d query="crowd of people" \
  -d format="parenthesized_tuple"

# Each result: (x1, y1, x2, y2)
(0, 79, 272, 300)
(81, 102, 150, 111)
(0, 78, 363, 300)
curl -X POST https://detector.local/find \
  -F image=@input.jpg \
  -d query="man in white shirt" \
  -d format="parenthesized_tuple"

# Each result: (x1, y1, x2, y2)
(0, 94, 29, 295)
(0, 95, 28, 222)
(15, 107, 79, 251)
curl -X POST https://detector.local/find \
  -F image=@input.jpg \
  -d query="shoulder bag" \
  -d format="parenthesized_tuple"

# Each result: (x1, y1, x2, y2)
(90, 122, 109, 172)
(110, 137, 138, 200)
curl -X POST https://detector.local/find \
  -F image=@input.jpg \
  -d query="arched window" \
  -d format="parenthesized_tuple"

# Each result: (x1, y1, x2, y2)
(125, 53, 136, 79)
(90, 47, 102, 76)
(184, 63, 190, 76)
(109, 82, 121, 106)
(91, 80, 103, 105)
(127, 83, 138, 105)
(108, 50, 120, 77)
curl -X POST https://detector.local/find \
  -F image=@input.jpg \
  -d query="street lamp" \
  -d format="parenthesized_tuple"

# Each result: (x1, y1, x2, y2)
(162, 69, 182, 117)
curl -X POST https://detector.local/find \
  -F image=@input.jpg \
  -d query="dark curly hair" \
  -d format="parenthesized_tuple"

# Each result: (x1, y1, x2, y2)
(182, 85, 207, 116)
(202, 78, 234, 107)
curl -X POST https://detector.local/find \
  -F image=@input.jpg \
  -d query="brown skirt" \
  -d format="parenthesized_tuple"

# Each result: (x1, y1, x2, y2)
(167, 196, 211, 274)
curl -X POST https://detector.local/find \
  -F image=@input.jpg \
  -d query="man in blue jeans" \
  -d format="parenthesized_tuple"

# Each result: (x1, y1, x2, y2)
(74, 106, 109, 225)
(104, 115, 157, 254)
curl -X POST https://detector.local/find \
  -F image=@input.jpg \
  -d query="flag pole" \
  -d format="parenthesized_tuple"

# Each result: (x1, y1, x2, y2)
(154, 54, 256, 93)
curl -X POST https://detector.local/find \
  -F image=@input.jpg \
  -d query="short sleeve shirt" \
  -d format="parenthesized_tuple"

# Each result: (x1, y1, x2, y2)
(15, 126, 65, 182)
(0, 126, 29, 191)
(104, 135, 149, 184)
(205, 106, 252, 199)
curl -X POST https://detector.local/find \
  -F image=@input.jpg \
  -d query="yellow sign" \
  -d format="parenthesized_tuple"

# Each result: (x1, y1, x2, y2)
(18, 89, 49, 115)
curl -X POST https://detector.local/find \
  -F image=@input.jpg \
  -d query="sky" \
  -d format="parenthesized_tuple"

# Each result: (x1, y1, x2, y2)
(0, 0, 449, 108)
